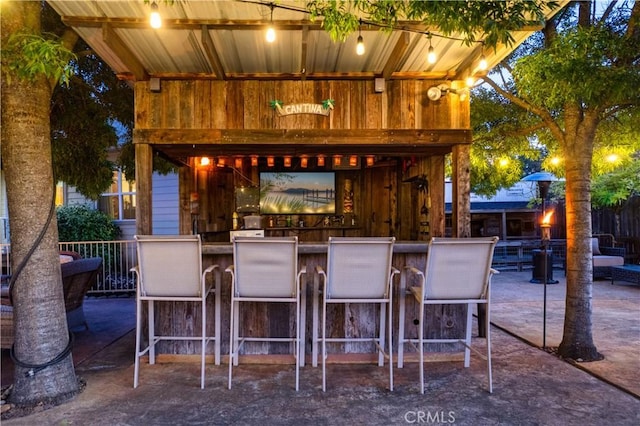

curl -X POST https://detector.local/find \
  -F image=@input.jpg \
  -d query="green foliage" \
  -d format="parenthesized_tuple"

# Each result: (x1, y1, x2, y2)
(306, 0, 557, 47)
(49, 36, 134, 199)
(591, 160, 640, 210)
(1, 30, 75, 85)
(513, 24, 640, 110)
(56, 205, 120, 242)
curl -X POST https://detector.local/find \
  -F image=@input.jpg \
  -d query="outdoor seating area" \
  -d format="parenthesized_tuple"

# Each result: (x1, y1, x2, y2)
(127, 235, 503, 393)
(3, 266, 639, 424)
(1, 253, 103, 349)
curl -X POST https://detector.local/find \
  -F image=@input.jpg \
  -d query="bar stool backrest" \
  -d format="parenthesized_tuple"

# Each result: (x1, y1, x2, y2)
(135, 235, 203, 297)
(423, 237, 499, 300)
(232, 236, 299, 298)
(325, 237, 395, 299)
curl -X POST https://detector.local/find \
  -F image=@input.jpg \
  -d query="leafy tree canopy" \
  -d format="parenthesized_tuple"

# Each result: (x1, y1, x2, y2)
(306, 0, 558, 48)
(470, 1, 639, 195)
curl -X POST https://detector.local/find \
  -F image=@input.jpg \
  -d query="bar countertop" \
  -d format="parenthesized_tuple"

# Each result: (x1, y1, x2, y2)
(202, 240, 429, 255)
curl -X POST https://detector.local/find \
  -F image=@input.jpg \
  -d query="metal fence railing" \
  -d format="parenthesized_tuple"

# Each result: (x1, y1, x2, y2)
(1, 240, 137, 296)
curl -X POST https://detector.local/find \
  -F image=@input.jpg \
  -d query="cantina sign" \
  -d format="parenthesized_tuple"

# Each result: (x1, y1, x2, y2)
(270, 99, 335, 116)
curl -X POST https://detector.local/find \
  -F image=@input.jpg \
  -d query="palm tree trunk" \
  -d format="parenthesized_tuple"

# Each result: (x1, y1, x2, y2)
(1, 1, 78, 405)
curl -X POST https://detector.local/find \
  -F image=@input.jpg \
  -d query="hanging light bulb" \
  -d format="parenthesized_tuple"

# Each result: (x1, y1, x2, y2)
(356, 20, 365, 56)
(266, 4, 276, 43)
(427, 34, 437, 64)
(149, 2, 162, 29)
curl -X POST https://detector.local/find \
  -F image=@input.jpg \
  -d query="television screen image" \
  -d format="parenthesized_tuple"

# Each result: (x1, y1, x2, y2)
(260, 172, 336, 214)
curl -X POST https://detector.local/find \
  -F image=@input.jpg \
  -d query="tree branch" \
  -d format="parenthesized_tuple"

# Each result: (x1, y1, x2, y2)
(480, 74, 565, 142)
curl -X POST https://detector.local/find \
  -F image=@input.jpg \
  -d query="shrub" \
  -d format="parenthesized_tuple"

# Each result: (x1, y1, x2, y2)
(57, 205, 120, 242)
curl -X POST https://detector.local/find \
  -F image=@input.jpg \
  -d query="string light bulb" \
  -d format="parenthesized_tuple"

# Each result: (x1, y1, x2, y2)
(427, 34, 437, 64)
(266, 4, 276, 43)
(149, 2, 161, 29)
(356, 20, 365, 56)
(478, 53, 487, 71)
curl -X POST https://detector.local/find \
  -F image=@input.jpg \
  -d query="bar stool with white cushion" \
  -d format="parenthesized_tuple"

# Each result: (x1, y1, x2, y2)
(227, 236, 306, 391)
(316, 237, 399, 391)
(397, 236, 499, 394)
(132, 235, 221, 389)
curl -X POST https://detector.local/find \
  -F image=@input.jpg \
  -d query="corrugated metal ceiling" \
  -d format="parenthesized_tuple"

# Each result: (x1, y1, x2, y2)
(46, 0, 567, 82)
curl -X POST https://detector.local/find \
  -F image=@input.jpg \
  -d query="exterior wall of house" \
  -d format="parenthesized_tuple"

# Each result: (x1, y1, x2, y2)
(151, 172, 179, 236)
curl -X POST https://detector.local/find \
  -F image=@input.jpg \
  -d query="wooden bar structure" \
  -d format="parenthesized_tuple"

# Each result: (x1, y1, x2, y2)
(132, 79, 472, 361)
(45, 0, 567, 363)
(133, 79, 471, 242)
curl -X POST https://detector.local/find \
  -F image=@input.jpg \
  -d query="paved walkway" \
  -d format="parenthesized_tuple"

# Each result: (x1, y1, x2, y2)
(1, 270, 639, 425)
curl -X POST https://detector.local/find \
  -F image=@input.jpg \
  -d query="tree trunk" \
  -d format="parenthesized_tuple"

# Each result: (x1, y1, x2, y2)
(557, 106, 602, 361)
(1, 1, 79, 405)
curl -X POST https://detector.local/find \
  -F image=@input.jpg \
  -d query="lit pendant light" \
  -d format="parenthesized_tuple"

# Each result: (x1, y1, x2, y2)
(266, 4, 276, 43)
(284, 156, 292, 167)
(267, 156, 275, 167)
(317, 155, 326, 167)
(427, 33, 437, 64)
(251, 155, 259, 167)
(300, 156, 308, 168)
(356, 20, 365, 56)
(478, 43, 488, 71)
(149, 2, 162, 29)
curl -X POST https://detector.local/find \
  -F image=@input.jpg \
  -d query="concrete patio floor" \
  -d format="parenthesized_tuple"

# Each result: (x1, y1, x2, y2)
(1, 269, 639, 425)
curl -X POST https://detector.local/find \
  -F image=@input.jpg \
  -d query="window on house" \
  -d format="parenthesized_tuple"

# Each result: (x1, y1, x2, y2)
(98, 170, 136, 220)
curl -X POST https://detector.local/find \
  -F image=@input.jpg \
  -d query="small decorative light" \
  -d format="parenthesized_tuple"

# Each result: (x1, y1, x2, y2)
(606, 153, 619, 163)
(427, 34, 437, 64)
(284, 156, 292, 167)
(366, 156, 375, 167)
(550, 156, 561, 166)
(498, 158, 509, 167)
(235, 157, 243, 168)
(333, 155, 342, 167)
(349, 155, 358, 167)
(356, 20, 365, 56)
(466, 76, 476, 87)
(266, 4, 276, 43)
(267, 156, 275, 167)
(217, 157, 226, 167)
(317, 155, 325, 167)
(478, 53, 488, 71)
(149, 2, 162, 29)
(300, 156, 308, 168)
(251, 155, 259, 167)
(200, 157, 211, 167)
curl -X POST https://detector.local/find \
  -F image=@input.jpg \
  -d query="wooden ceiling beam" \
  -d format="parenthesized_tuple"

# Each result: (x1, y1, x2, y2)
(382, 32, 410, 80)
(201, 25, 226, 80)
(116, 71, 456, 81)
(300, 25, 309, 81)
(63, 16, 542, 33)
(134, 128, 471, 146)
(101, 23, 147, 81)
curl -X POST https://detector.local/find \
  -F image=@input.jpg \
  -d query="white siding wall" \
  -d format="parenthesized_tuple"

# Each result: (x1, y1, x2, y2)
(151, 172, 179, 235)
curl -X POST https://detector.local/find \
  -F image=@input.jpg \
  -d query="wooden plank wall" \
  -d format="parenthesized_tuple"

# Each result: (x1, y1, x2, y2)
(135, 80, 467, 130)
(135, 79, 470, 240)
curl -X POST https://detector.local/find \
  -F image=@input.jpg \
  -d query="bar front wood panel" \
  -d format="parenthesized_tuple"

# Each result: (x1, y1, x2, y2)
(150, 245, 466, 360)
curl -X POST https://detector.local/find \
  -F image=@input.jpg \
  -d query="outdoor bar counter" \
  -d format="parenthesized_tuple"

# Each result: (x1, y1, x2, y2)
(152, 241, 435, 364)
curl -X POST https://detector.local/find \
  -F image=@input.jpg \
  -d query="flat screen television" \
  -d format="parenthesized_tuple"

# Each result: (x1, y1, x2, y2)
(260, 172, 336, 214)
